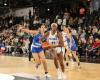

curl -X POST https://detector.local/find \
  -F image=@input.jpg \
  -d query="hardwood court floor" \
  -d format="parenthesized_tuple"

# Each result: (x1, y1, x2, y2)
(0, 55, 100, 80)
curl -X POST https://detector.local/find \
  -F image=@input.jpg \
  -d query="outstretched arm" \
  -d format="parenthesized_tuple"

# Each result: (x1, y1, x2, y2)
(18, 24, 38, 35)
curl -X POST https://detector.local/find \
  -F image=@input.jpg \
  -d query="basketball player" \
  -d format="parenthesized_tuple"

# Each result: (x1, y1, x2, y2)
(61, 25, 70, 65)
(62, 26, 80, 68)
(18, 24, 50, 78)
(43, 23, 66, 79)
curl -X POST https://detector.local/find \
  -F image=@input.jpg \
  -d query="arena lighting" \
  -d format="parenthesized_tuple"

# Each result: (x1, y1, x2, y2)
(47, 8, 50, 11)
(3, 0, 7, 6)
(0, 0, 8, 6)
(4, 3, 7, 6)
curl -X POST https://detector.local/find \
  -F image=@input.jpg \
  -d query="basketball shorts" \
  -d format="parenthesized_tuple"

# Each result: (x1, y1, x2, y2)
(31, 46, 43, 53)
(55, 47, 65, 54)
(71, 45, 77, 51)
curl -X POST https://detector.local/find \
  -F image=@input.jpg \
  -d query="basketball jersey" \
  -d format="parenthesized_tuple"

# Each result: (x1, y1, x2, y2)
(48, 31, 59, 46)
(31, 33, 44, 53)
(31, 33, 42, 47)
(66, 34, 76, 51)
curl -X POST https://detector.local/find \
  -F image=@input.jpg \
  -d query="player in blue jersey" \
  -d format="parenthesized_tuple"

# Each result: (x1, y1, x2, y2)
(63, 26, 80, 68)
(18, 24, 50, 78)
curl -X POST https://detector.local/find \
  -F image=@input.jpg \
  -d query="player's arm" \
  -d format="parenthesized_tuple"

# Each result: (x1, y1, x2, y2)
(57, 32, 64, 47)
(40, 32, 49, 43)
(17, 24, 38, 35)
(44, 31, 50, 38)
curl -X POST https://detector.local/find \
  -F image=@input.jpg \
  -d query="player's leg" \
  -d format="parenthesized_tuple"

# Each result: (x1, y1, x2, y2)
(50, 49, 62, 79)
(72, 51, 80, 67)
(50, 49, 59, 69)
(32, 53, 41, 68)
(38, 51, 48, 74)
(57, 47, 67, 79)
(66, 49, 71, 66)
(56, 47, 65, 72)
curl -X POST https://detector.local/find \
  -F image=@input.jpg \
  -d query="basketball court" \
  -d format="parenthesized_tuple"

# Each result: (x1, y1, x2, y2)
(0, 55, 100, 80)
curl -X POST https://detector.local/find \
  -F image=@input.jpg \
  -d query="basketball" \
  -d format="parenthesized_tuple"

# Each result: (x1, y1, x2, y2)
(42, 42, 51, 49)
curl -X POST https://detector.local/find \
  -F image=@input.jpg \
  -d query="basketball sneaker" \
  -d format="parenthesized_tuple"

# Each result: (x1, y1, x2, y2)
(62, 73, 67, 80)
(57, 69, 62, 80)
(77, 62, 81, 69)
(44, 73, 51, 78)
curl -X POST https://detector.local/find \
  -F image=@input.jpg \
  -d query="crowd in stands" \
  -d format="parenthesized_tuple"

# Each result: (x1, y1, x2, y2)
(0, 7, 100, 62)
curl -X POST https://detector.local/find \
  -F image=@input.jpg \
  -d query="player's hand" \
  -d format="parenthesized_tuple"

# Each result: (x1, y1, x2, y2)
(51, 45, 58, 48)
(19, 25, 23, 30)
(17, 24, 23, 30)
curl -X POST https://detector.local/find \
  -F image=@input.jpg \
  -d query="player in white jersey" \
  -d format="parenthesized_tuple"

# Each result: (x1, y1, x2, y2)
(44, 23, 67, 79)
